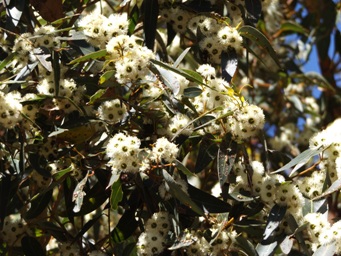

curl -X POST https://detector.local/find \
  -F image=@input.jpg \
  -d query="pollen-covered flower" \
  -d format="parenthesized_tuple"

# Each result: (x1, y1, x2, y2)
(0, 91, 23, 129)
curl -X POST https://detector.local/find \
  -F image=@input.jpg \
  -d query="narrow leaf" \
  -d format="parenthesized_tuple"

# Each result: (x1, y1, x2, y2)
(256, 241, 278, 256)
(162, 169, 205, 216)
(68, 49, 107, 65)
(99, 70, 115, 84)
(143, 0, 158, 50)
(183, 87, 202, 98)
(235, 236, 259, 256)
(173, 47, 191, 68)
(239, 25, 281, 69)
(151, 59, 205, 85)
(26, 189, 53, 219)
(0, 52, 16, 71)
(263, 204, 286, 240)
(271, 146, 326, 175)
(88, 89, 106, 105)
(244, 0, 262, 25)
(173, 159, 196, 177)
(110, 179, 123, 210)
(313, 178, 341, 200)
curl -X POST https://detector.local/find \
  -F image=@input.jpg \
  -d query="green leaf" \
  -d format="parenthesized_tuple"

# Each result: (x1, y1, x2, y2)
(173, 47, 191, 68)
(110, 180, 123, 210)
(312, 242, 337, 256)
(183, 87, 202, 98)
(111, 208, 138, 243)
(173, 159, 196, 177)
(52, 166, 72, 181)
(68, 49, 107, 65)
(21, 236, 46, 256)
(239, 25, 281, 69)
(26, 189, 53, 219)
(88, 89, 106, 105)
(99, 70, 115, 84)
(162, 169, 205, 216)
(0, 52, 16, 72)
(271, 146, 326, 176)
(150, 59, 205, 86)
(128, 5, 139, 35)
(277, 21, 309, 36)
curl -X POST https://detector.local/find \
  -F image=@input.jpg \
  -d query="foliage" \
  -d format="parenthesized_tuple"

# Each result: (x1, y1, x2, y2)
(0, 0, 341, 255)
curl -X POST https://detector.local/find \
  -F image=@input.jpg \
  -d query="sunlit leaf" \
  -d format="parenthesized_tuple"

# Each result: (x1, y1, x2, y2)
(312, 242, 337, 256)
(274, 21, 309, 37)
(88, 89, 106, 105)
(52, 166, 72, 181)
(68, 49, 107, 65)
(256, 241, 278, 256)
(151, 59, 205, 85)
(173, 47, 191, 68)
(271, 146, 326, 175)
(48, 123, 97, 144)
(173, 159, 196, 177)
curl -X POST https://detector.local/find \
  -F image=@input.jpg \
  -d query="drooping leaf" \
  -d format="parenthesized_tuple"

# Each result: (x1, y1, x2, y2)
(110, 179, 123, 210)
(313, 178, 341, 200)
(151, 63, 180, 95)
(244, 0, 262, 25)
(143, 0, 158, 50)
(187, 184, 231, 213)
(74, 214, 103, 241)
(195, 135, 219, 173)
(52, 50, 60, 96)
(38, 221, 67, 242)
(25, 189, 53, 219)
(128, 5, 139, 35)
(162, 169, 205, 216)
(272, 146, 326, 175)
(221, 50, 238, 82)
(235, 236, 259, 256)
(173, 159, 196, 177)
(68, 49, 107, 65)
(263, 204, 286, 240)
(286, 214, 309, 255)
(21, 236, 46, 256)
(239, 25, 281, 69)
(111, 208, 138, 243)
(0, 52, 16, 72)
(173, 47, 191, 68)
